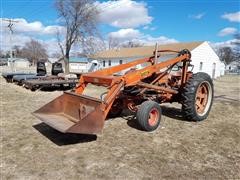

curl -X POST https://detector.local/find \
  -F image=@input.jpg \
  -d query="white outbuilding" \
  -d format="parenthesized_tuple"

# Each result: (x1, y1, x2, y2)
(90, 41, 224, 78)
(8, 58, 30, 68)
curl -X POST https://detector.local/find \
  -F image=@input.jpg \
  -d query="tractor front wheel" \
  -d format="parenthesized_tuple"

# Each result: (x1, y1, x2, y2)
(136, 101, 162, 131)
(181, 72, 213, 121)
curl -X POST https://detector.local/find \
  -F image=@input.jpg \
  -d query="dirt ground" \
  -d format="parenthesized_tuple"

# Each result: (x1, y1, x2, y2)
(1, 73, 240, 179)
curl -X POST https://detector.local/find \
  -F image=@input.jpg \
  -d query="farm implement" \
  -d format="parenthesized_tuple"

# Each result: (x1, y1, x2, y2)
(33, 48, 213, 134)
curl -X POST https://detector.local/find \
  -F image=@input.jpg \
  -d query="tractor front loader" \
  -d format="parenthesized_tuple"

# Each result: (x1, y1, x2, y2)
(33, 49, 213, 134)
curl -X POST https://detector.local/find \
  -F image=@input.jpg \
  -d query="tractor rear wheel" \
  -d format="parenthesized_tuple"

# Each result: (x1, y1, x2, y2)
(181, 72, 213, 121)
(136, 101, 162, 131)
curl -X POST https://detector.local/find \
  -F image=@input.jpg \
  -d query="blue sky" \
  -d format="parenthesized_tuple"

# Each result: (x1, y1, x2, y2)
(1, 0, 239, 55)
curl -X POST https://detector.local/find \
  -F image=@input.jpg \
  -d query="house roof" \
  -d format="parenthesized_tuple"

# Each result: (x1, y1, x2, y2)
(57, 57, 89, 64)
(90, 41, 204, 59)
(69, 57, 88, 63)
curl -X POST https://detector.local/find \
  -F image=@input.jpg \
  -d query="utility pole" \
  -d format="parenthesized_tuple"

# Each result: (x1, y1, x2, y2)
(3, 19, 19, 71)
(3, 19, 19, 58)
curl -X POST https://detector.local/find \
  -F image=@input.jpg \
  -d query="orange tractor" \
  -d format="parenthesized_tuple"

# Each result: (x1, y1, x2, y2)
(33, 49, 213, 134)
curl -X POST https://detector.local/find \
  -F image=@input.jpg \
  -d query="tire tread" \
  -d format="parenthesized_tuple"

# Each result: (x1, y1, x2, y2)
(181, 72, 214, 121)
(136, 101, 161, 131)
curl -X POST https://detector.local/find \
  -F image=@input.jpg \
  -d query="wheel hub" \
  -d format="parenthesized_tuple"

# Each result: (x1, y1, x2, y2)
(195, 82, 210, 115)
(148, 108, 159, 126)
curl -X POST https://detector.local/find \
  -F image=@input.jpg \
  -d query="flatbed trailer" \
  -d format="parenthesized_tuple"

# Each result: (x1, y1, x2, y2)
(23, 76, 79, 91)
(2, 72, 36, 82)
(2, 61, 47, 83)
(12, 74, 47, 85)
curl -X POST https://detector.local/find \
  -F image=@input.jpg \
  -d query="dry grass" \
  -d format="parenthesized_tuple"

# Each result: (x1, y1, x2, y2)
(1, 73, 240, 179)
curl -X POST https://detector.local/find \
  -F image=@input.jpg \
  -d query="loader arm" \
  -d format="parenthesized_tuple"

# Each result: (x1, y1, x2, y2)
(76, 50, 190, 91)
(75, 51, 190, 115)
(122, 53, 190, 86)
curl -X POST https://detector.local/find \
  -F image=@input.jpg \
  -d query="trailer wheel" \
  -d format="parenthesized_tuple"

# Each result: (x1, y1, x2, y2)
(181, 72, 213, 121)
(136, 101, 161, 131)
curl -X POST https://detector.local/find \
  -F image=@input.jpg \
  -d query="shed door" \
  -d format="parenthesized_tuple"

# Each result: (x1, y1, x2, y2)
(212, 63, 216, 79)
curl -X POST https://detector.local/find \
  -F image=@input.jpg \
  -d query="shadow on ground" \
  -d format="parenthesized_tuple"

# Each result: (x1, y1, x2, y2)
(161, 106, 187, 121)
(120, 106, 191, 131)
(33, 106, 191, 143)
(118, 110, 144, 131)
(124, 105, 193, 128)
(33, 123, 97, 146)
(126, 116, 143, 131)
(214, 95, 240, 102)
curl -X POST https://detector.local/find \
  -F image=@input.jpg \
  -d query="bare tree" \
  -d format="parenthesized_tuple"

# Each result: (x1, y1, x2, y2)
(55, 0, 99, 73)
(121, 41, 144, 48)
(108, 38, 144, 49)
(0, 49, 4, 58)
(108, 36, 120, 49)
(56, 30, 65, 58)
(81, 36, 106, 55)
(217, 47, 236, 65)
(21, 39, 48, 65)
(51, 52, 63, 59)
(12, 45, 22, 58)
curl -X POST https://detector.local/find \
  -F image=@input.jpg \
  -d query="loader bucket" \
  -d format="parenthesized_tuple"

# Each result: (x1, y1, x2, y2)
(33, 92, 105, 134)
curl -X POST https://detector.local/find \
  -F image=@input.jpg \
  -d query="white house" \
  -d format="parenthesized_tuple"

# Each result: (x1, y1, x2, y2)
(60, 57, 99, 74)
(190, 42, 225, 78)
(8, 58, 30, 68)
(90, 41, 225, 78)
(67, 57, 89, 74)
(226, 61, 240, 73)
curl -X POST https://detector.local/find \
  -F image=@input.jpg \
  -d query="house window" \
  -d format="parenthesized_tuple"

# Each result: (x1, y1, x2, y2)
(212, 63, 216, 79)
(119, 60, 123, 64)
(103, 60, 105, 67)
(108, 60, 111, 66)
(199, 62, 203, 71)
